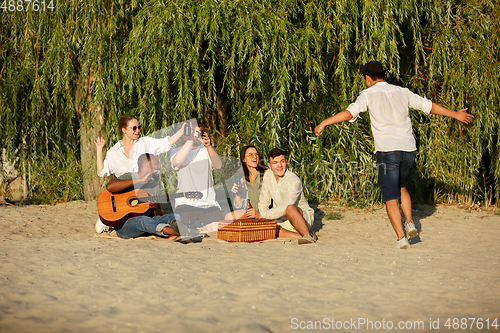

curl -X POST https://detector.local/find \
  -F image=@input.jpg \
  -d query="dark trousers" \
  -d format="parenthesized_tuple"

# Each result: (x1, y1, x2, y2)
(174, 205, 223, 236)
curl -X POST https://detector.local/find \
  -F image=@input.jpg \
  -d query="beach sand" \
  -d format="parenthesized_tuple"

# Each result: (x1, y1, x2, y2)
(0, 200, 499, 332)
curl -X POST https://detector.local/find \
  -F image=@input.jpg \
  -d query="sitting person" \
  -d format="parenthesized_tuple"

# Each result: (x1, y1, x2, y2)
(95, 114, 185, 178)
(170, 120, 223, 236)
(224, 145, 266, 221)
(106, 153, 180, 240)
(248, 148, 316, 244)
(94, 114, 185, 233)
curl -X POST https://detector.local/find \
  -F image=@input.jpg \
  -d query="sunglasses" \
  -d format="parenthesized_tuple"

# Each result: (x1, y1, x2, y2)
(246, 153, 259, 159)
(127, 125, 142, 131)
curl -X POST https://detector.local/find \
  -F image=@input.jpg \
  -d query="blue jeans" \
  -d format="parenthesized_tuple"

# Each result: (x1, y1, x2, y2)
(376, 151, 416, 202)
(116, 214, 179, 239)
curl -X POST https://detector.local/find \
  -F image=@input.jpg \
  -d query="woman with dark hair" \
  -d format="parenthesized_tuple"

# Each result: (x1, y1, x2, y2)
(224, 145, 266, 220)
(94, 114, 185, 177)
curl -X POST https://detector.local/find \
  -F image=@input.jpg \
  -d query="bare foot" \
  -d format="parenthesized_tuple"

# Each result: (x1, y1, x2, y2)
(165, 235, 181, 242)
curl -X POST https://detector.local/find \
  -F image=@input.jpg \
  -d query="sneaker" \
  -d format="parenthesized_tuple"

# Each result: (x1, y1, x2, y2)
(405, 221, 419, 240)
(298, 234, 315, 245)
(95, 219, 111, 234)
(175, 236, 193, 244)
(394, 237, 410, 249)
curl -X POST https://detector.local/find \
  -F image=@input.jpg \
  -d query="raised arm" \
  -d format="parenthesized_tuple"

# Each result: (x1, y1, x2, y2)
(171, 139, 195, 168)
(430, 103, 474, 124)
(168, 122, 187, 145)
(315, 110, 354, 136)
(202, 132, 222, 170)
(94, 137, 105, 175)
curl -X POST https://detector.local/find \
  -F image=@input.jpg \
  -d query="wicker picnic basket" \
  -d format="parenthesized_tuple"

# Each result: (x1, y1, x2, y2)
(217, 218, 277, 242)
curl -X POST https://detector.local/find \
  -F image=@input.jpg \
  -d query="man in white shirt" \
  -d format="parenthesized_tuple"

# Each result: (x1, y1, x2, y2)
(170, 120, 223, 239)
(246, 148, 316, 244)
(315, 61, 474, 249)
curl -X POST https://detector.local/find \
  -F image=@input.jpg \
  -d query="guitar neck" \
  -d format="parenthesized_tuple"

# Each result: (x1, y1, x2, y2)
(136, 192, 188, 203)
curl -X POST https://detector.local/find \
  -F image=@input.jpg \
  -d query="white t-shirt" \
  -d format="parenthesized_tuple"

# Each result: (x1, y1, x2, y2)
(346, 82, 432, 152)
(99, 136, 173, 177)
(170, 145, 220, 209)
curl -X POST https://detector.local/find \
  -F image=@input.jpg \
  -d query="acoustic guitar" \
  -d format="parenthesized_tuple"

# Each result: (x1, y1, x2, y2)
(97, 189, 202, 227)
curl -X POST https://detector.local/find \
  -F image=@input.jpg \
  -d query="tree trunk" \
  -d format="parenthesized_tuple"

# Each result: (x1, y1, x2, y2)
(75, 72, 105, 201)
(204, 94, 229, 141)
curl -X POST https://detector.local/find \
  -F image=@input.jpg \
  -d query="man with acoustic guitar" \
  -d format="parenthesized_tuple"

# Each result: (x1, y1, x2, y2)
(105, 153, 180, 239)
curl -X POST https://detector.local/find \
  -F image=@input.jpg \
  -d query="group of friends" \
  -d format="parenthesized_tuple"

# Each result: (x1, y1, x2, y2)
(94, 61, 474, 249)
(94, 117, 316, 244)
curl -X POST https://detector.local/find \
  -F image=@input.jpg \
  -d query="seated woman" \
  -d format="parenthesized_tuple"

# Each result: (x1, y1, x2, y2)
(224, 145, 266, 221)
(94, 114, 185, 233)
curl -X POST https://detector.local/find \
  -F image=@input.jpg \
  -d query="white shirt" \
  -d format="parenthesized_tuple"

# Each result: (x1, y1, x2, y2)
(258, 169, 314, 222)
(346, 82, 432, 152)
(170, 145, 220, 209)
(99, 136, 173, 177)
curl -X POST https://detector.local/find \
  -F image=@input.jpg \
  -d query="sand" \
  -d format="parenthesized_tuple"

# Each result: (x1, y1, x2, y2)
(0, 200, 499, 332)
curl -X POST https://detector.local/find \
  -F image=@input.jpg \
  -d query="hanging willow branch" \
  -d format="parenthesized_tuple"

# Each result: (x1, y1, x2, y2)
(1, 0, 498, 205)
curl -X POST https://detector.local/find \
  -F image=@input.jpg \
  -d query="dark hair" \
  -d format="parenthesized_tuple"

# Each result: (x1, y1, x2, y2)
(118, 114, 137, 137)
(137, 153, 154, 169)
(268, 148, 286, 160)
(240, 145, 266, 183)
(367, 72, 386, 81)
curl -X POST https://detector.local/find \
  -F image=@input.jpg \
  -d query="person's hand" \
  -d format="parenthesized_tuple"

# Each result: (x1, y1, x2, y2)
(314, 124, 325, 136)
(230, 183, 241, 196)
(139, 169, 157, 184)
(94, 137, 105, 150)
(191, 126, 201, 142)
(201, 131, 211, 147)
(455, 108, 474, 124)
(245, 208, 261, 219)
(149, 203, 163, 216)
(140, 173, 153, 184)
(179, 122, 188, 136)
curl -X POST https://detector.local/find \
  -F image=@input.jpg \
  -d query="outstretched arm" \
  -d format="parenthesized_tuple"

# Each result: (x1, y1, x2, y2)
(168, 122, 187, 145)
(430, 103, 474, 124)
(315, 110, 354, 136)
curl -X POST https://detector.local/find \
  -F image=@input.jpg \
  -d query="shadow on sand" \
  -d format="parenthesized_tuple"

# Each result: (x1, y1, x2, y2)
(309, 201, 438, 244)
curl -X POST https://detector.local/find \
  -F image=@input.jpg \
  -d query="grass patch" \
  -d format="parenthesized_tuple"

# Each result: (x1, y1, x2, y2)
(325, 211, 343, 220)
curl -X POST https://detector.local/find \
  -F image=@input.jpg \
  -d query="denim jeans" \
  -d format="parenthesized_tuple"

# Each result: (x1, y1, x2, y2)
(116, 213, 179, 239)
(376, 150, 416, 202)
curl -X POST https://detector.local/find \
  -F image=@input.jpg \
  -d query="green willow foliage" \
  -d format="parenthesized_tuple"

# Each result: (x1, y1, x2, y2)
(1, 0, 499, 206)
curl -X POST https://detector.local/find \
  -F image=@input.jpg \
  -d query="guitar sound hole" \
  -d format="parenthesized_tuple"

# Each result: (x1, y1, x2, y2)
(130, 199, 139, 206)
